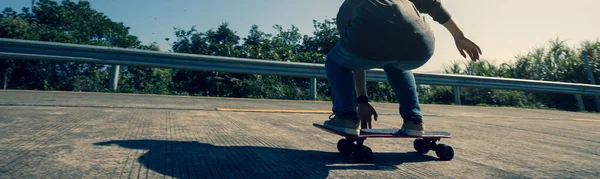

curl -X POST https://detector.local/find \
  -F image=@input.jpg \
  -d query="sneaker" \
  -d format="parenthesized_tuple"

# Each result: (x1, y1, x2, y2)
(400, 116, 425, 136)
(323, 112, 360, 136)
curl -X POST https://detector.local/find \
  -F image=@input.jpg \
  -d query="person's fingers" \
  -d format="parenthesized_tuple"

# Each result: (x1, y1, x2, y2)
(473, 43, 482, 60)
(467, 50, 475, 61)
(373, 110, 378, 121)
(471, 49, 478, 61)
(359, 111, 371, 129)
(458, 47, 466, 58)
(367, 115, 372, 129)
(466, 39, 481, 55)
(369, 105, 378, 121)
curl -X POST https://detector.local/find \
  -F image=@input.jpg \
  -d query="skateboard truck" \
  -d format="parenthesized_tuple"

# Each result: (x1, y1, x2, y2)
(413, 138, 454, 161)
(336, 137, 373, 163)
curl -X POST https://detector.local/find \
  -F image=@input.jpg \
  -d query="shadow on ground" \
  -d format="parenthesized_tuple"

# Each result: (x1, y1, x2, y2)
(94, 140, 439, 178)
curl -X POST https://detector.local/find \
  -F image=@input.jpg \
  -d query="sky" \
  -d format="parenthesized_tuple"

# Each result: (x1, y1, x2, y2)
(1, 0, 599, 73)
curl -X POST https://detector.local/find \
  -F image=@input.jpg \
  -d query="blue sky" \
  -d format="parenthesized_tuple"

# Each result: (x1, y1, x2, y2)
(2, 0, 599, 72)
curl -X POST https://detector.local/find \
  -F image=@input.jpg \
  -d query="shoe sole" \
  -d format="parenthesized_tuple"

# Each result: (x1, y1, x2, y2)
(401, 128, 424, 137)
(323, 122, 360, 136)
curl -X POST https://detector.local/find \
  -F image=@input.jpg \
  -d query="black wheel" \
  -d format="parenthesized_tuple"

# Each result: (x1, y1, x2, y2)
(413, 139, 428, 154)
(353, 146, 373, 163)
(435, 144, 454, 161)
(337, 139, 354, 156)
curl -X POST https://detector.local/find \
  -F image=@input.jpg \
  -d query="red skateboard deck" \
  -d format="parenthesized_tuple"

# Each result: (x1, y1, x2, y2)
(313, 123, 452, 139)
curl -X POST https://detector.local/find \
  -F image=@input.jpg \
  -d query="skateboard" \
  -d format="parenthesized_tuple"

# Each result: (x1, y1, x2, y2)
(313, 123, 454, 163)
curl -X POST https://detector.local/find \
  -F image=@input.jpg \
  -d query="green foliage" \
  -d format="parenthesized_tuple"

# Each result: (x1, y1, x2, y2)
(1, 0, 155, 93)
(167, 20, 337, 99)
(1, 0, 599, 112)
(440, 38, 600, 111)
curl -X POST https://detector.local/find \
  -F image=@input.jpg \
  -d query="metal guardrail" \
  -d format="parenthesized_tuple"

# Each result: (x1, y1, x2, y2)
(1, 38, 599, 110)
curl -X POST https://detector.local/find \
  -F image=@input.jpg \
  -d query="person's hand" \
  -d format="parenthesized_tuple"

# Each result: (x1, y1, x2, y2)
(454, 36, 482, 62)
(357, 102, 378, 129)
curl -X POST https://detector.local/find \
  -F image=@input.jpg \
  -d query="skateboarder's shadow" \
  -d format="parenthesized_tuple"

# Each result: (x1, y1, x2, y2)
(94, 139, 439, 178)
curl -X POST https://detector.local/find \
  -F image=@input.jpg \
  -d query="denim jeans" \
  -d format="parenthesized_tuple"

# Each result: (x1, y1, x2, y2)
(325, 41, 426, 120)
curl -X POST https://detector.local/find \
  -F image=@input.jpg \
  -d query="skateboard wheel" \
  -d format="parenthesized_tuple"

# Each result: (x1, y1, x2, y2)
(353, 146, 373, 163)
(337, 139, 354, 156)
(413, 139, 428, 154)
(435, 144, 454, 161)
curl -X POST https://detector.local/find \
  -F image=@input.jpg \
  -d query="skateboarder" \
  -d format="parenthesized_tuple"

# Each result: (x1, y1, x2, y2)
(323, 0, 482, 136)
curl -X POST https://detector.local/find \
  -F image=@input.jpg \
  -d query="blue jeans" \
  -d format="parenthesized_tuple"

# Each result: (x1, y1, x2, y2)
(325, 41, 426, 120)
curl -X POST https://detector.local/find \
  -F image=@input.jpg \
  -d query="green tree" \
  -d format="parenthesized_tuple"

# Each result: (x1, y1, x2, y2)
(435, 38, 600, 111)
(0, 0, 153, 92)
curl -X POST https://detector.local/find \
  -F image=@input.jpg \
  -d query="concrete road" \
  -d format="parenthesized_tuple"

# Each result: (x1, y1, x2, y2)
(1, 90, 599, 178)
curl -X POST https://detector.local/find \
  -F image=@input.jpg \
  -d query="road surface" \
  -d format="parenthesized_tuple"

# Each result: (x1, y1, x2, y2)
(1, 90, 599, 178)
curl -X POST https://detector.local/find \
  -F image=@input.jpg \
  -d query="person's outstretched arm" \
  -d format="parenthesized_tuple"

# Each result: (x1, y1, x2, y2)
(410, 0, 482, 61)
(442, 18, 482, 61)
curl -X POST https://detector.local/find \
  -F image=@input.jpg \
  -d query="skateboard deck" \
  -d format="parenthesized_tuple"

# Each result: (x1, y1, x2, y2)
(313, 123, 452, 139)
(312, 123, 455, 162)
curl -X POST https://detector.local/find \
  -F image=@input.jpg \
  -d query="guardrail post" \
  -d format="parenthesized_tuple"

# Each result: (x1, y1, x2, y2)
(582, 50, 600, 111)
(2, 72, 7, 90)
(453, 86, 461, 105)
(309, 78, 317, 100)
(109, 65, 120, 91)
(575, 95, 585, 111)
